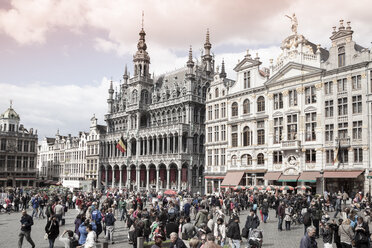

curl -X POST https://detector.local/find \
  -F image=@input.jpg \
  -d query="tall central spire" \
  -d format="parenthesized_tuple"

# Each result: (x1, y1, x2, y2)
(133, 11, 150, 78)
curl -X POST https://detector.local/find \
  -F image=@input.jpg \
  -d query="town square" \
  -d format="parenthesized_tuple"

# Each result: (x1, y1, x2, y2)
(1, 0, 372, 247)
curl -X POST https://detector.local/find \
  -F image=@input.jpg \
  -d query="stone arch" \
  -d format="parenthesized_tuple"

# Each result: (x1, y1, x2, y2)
(169, 163, 178, 188)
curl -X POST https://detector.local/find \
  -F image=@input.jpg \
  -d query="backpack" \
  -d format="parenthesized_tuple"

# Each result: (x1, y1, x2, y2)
(303, 212, 311, 226)
(70, 238, 79, 248)
(92, 210, 102, 223)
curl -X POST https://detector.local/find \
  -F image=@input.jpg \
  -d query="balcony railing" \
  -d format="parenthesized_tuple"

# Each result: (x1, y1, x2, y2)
(335, 137, 350, 147)
(281, 140, 301, 149)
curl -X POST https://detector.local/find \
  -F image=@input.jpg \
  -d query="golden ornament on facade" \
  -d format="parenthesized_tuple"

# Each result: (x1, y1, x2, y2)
(296, 87, 304, 94)
(315, 82, 323, 90)
(267, 93, 273, 100)
(282, 90, 289, 96)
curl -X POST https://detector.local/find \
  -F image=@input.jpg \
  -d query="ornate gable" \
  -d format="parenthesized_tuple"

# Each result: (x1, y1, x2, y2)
(233, 51, 261, 72)
(266, 62, 323, 86)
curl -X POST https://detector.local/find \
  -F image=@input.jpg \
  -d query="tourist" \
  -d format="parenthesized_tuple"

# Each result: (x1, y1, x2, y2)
(195, 205, 208, 228)
(83, 224, 97, 248)
(91, 203, 103, 238)
(58, 230, 79, 248)
(338, 219, 354, 248)
(300, 226, 317, 248)
(284, 203, 293, 231)
(319, 222, 333, 248)
(228, 216, 241, 248)
(169, 232, 187, 248)
(213, 217, 226, 247)
(151, 234, 163, 248)
(277, 201, 285, 231)
(104, 208, 116, 244)
(182, 216, 197, 240)
(18, 210, 35, 248)
(45, 215, 60, 248)
(354, 216, 370, 248)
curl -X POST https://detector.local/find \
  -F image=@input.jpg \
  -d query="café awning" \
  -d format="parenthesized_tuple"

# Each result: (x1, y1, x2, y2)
(298, 171, 321, 183)
(264, 172, 281, 181)
(278, 174, 299, 182)
(324, 170, 364, 178)
(221, 171, 244, 186)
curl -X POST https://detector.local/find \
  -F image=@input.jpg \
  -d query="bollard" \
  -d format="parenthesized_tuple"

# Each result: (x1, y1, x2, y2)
(137, 237, 145, 248)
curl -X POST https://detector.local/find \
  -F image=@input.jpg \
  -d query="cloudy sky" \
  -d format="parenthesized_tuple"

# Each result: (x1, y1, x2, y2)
(0, 0, 371, 139)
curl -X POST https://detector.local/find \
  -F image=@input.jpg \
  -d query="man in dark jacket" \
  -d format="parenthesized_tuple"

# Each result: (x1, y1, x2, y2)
(18, 210, 35, 248)
(228, 216, 241, 248)
(170, 232, 187, 248)
(105, 208, 116, 244)
(261, 199, 269, 223)
(277, 201, 285, 231)
(300, 226, 317, 248)
(165, 216, 178, 238)
(245, 209, 260, 230)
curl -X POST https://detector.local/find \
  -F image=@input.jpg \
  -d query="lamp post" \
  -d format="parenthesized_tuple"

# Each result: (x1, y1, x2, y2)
(198, 176, 202, 194)
(320, 169, 324, 196)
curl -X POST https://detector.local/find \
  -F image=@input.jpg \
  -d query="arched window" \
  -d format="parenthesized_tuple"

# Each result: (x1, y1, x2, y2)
(338, 46, 345, 67)
(141, 90, 149, 104)
(231, 102, 238, 117)
(231, 155, 237, 167)
(132, 90, 138, 103)
(257, 153, 264, 166)
(243, 99, 250, 114)
(241, 154, 252, 166)
(243, 126, 251, 146)
(257, 96, 265, 112)
(215, 88, 219, 98)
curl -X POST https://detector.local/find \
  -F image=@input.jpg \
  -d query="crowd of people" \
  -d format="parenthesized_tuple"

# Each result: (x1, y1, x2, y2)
(1, 186, 372, 248)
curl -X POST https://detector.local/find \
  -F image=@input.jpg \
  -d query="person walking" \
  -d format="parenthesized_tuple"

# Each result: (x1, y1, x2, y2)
(45, 215, 60, 248)
(354, 216, 370, 248)
(277, 201, 285, 231)
(18, 210, 35, 248)
(228, 216, 241, 248)
(300, 226, 317, 248)
(338, 219, 354, 248)
(334, 196, 342, 218)
(284, 204, 293, 231)
(104, 208, 116, 244)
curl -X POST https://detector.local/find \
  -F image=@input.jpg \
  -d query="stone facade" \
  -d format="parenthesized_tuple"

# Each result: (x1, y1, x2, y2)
(37, 131, 87, 185)
(205, 20, 372, 195)
(98, 25, 213, 193)
(0, 104, 38, 187)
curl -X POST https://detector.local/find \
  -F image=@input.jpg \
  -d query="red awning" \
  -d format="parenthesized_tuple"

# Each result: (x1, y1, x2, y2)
(298, 172, 321, 182)
(264, 172, 281, 180)
(278, 174, 299, 182)
(221, 171, 244, 186)
(205, 176, 225, 179)
(324, 170, 364, 178)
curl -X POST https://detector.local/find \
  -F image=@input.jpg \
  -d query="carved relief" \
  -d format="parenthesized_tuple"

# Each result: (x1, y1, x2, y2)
(282, 90, 289, 96)
(267, 93, 273, 100)
(315, 82, 323, 90)
(296, 86, 304, 94)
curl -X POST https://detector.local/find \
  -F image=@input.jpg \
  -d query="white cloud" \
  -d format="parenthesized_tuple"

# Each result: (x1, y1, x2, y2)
(0, 78, 113, 139)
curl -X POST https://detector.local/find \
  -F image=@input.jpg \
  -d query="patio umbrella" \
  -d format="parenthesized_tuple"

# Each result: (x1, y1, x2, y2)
(265, 185, 278, 191)
(233, 186, 244, 190)
(164, 189, 177, 195)
(249, 186, 263, 191)
(280, 186, 294, 191)
(295, 185, 311, 190)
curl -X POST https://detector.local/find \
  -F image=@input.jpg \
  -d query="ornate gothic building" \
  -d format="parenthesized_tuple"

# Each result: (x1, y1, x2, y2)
(98, 24, 214, 193)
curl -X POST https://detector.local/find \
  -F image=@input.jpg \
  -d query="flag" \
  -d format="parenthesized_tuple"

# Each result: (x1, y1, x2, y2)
(116, 137, 126, 153)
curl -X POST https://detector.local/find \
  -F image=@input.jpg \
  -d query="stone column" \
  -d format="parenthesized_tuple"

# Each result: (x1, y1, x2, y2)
(205, 178, 208, 195)
(146, 167, 150, 191)
(97, 166, 102, 190)
(178, 168, 181, 191)
(156, 168, 160, 192)
(211, 180, 215, 194)
(127, 168, 130, 189)
(173, 136, 176, 154)
(218, 180, 221, 193)
(156, 137, 160, 154)
(178, 135, 182, 154)
(147, 138, 151, 155)
(166, 168, 170, 189)
(162, 137, 166, 154)
(119, 168, 122, 190)
(136, 168, 140, 190)
(112, 168, 115, 188)
(105, 167, 108, 190)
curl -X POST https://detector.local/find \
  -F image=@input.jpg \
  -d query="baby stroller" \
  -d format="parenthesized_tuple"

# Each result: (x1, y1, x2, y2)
(247, 228, 263, 248)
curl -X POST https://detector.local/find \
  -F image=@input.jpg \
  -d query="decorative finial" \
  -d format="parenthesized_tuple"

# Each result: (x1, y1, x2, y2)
(346, 21, 351, 30)
(10, 99, 13, 108)
(206, 28, 210, 44)
(255, 53, 260, 61)
(269, 59, 273, 64)
(188, 45, 193, 61)
(339, 19, 345, 30)
(332, 26, 337, 34)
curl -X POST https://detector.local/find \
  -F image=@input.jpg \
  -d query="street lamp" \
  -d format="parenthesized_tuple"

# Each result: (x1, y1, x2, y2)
(320, 169, 324, 196)
(198, 176, 202, 194)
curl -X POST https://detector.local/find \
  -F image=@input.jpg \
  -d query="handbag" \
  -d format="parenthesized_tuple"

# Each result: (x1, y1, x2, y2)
(44, 221, 53, 240)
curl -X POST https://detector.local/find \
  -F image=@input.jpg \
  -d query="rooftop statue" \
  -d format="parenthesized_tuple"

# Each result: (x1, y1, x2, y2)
(285, 13, 298, 35)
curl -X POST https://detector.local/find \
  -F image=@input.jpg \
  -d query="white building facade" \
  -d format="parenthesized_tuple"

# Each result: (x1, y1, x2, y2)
(205, 19, 372, 195)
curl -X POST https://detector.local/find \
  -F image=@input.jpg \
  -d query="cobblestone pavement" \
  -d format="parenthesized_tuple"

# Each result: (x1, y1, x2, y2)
(0, 207, 334, 248)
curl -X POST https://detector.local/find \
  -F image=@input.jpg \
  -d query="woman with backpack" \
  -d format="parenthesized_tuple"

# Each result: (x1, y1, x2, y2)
(59, 230, 79, 248)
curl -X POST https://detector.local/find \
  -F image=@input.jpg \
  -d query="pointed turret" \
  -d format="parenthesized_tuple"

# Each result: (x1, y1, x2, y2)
(203, 29, 212, 74)
(186, 46, 194, 76)
(107, 80, 114, 114)
(123, 64, 129, 85)
(219, 59, 226, 79)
